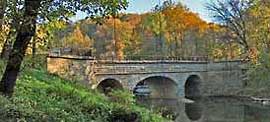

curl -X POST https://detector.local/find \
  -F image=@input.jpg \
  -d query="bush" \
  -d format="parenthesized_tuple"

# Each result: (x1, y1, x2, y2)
(108, 90, 135, 107)
(248, 52, 270, 86)
(246, 52, 270, 97)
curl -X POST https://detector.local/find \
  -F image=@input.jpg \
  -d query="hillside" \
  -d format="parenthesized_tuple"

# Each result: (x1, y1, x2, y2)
(49, 4, 226, 60)
(0, 60, 166, 122)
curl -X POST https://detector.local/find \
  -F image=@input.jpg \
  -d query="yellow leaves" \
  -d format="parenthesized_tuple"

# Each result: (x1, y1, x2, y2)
(163, 6, 186, 30)
(209, 42, 243, 60)
(160, 3, 211, 54)
(163, 5, 207, 32)
(48, 20, 67, 29)
(36, 27, 47, 39)
(246, 1, 270, 63)
(72, 26, 92, 48)
(61, 25, 92, 56)
(212, 48, 224, 59)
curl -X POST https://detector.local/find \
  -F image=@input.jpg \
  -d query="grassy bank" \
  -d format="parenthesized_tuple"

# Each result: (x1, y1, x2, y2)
(0, 60, 166, 122)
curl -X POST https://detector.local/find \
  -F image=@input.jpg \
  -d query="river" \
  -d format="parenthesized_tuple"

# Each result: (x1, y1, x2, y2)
(137, 97, 270, 122)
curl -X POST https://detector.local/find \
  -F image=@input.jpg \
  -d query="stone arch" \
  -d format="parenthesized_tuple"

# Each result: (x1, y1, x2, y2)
(185, 75, 202, 100)
(134, 76, 178, 99)
(97, 78, 123, 94)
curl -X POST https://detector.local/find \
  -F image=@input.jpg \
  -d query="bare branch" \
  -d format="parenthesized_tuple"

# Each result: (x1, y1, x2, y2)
(206, 0, 253, 51)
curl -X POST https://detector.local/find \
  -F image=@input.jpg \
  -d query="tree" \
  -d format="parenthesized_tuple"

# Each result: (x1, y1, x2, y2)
(0, 0, 7, 57)
(108, 18, 133, 60)
(122, 14, 143, 59)
(0, 0, 6, 30)
(162, 3, 191, 57)
(0, 0, 25, 59)
(0, 0, 128, 97)
(0, 0, 42, 97)
(30, 20, 67, 67)
(60, 25, 93, 55)
(207, 0, 254, 52)
(247, 0, 270, 52)
(144, 11, 167, 55)
(162, 2, 207, 57)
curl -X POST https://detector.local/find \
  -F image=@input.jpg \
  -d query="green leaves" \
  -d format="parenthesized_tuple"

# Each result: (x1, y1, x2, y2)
(144, 12, 166, 36)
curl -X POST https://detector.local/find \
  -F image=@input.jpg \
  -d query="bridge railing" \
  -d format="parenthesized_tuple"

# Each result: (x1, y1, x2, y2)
(123, 55, 209, 61)
(48, 52, 209, 61)
(47, 53, 246, 63)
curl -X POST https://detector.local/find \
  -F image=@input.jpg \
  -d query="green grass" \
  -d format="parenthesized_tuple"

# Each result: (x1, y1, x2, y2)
(0, 60, 166, 122)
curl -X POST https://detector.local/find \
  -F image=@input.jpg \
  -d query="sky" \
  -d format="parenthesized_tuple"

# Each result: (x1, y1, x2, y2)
(71, 0, 212, 22)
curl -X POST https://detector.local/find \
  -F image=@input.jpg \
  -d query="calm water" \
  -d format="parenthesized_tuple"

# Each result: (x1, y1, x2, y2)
(137, 97, 270, 122)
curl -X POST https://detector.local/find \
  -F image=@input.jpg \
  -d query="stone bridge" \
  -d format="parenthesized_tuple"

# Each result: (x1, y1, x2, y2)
(47, 55, 247, 99)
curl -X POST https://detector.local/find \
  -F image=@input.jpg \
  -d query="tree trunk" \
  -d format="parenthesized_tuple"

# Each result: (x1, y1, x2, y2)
(174, 36, 179, 57)
(0, 0, 41, 97)
(31, 36, 36, 67)
(155, 34, 162, 58)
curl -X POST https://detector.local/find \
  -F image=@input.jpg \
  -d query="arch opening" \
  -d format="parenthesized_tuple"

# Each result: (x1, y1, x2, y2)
(97, 79, 123, 94)
(185, 75, 202, 100)
(134, 76, 178, 99)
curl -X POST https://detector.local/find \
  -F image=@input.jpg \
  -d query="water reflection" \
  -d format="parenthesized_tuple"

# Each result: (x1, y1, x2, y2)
(185, 102, 203, 121)
(137, 97, 270, 122)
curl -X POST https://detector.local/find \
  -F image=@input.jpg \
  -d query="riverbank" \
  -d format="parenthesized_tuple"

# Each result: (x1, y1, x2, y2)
(0, 60, 166, 122)
(207, 92, 270, 106)
(235, 88, 270, 105)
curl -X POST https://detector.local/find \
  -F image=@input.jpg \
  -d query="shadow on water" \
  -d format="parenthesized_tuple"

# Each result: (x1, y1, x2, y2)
(136, 97, 270, 122)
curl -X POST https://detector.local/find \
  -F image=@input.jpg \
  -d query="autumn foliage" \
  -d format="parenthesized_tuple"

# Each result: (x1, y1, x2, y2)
(51, 2, 229, 60)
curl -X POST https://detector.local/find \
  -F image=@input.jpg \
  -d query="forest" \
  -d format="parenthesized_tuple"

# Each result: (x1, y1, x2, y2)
(46, 2, 237, 61)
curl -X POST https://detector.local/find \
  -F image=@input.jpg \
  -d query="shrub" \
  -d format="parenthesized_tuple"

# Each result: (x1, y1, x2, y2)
(246, 52, 270, 97)
(108, 90, 135, 107)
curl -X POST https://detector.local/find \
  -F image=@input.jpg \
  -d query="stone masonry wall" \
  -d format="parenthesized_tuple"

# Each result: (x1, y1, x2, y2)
(47, 56, 95, 86)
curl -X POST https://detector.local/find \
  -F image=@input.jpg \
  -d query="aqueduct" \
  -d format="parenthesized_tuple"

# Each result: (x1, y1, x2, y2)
(47, 55, 246, 99)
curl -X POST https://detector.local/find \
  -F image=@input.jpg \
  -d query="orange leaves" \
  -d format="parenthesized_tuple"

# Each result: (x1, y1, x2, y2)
(162, 5, 186, 31)
(162, 5, 207, 33)
(160, 3, 210, 56)
(248, 47, 259, 64)
(95, 16, 136, 60)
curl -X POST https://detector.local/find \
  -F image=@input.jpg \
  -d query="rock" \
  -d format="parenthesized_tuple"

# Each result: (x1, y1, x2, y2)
(178, 98, 194, 103)
(262, 101, 270, 105)
(251, 97, 270, 105)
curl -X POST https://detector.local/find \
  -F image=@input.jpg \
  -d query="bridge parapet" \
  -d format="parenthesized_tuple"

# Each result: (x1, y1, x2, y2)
(94, 60, 245, 75)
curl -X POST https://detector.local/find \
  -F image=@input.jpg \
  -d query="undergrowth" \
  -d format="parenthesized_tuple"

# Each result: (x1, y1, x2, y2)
(0, 59, 166, 122)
